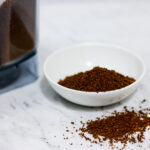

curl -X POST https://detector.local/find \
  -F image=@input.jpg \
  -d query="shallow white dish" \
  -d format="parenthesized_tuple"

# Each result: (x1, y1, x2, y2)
(44, 43, 145, 107)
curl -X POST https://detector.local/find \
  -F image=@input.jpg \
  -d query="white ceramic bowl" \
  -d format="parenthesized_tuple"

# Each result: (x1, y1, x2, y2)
(44, 43, 145, 107)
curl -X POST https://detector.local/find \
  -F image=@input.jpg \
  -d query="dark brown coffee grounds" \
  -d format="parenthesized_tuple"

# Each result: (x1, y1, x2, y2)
(71, 122, 74, 125)
(58, 66, 135, 92)
(79, 107, 150, 148)
(142, 99, 147, 104)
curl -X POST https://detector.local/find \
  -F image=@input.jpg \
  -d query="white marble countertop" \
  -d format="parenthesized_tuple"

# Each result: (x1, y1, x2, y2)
(0, 0, 150, 150)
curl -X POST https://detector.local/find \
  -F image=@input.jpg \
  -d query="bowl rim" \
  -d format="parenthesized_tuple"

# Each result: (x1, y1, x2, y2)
(44, 43, 146, 95)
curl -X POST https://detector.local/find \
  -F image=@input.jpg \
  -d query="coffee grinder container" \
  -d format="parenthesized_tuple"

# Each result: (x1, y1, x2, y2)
(0, 0, 38, 90)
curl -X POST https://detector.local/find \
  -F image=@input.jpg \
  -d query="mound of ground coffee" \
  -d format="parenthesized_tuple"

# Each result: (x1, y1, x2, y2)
(62, 103, 150, 149)
(79, 107, 150, 148)
(58, 67, 136, 92)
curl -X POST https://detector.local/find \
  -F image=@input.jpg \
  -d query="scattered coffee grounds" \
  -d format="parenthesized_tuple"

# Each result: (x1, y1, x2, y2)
(62, 104, 150, 149)
(78, 107, 150, 148)
(58, 67, 136, 92)
(142, 99, 147, 104)
(71, 122, 74, 125)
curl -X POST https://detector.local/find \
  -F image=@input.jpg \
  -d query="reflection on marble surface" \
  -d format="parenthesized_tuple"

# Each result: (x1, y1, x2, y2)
(0, 0, 150, 150)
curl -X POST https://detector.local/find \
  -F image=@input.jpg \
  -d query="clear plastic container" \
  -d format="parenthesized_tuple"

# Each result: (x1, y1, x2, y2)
(0, 0, 37, 68)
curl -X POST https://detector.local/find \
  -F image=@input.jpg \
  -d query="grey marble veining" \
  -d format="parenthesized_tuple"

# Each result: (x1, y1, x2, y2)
(0, 1, 150, 150)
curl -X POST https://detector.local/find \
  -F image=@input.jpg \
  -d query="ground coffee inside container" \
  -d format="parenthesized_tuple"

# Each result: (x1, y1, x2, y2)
(0, 0, 36, 66)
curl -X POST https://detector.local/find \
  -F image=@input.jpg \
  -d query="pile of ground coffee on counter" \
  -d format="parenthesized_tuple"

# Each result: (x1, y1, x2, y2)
(58, 67, 135, 92)
(59, 100, 150, 149)
(78, 106, 150, 148)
